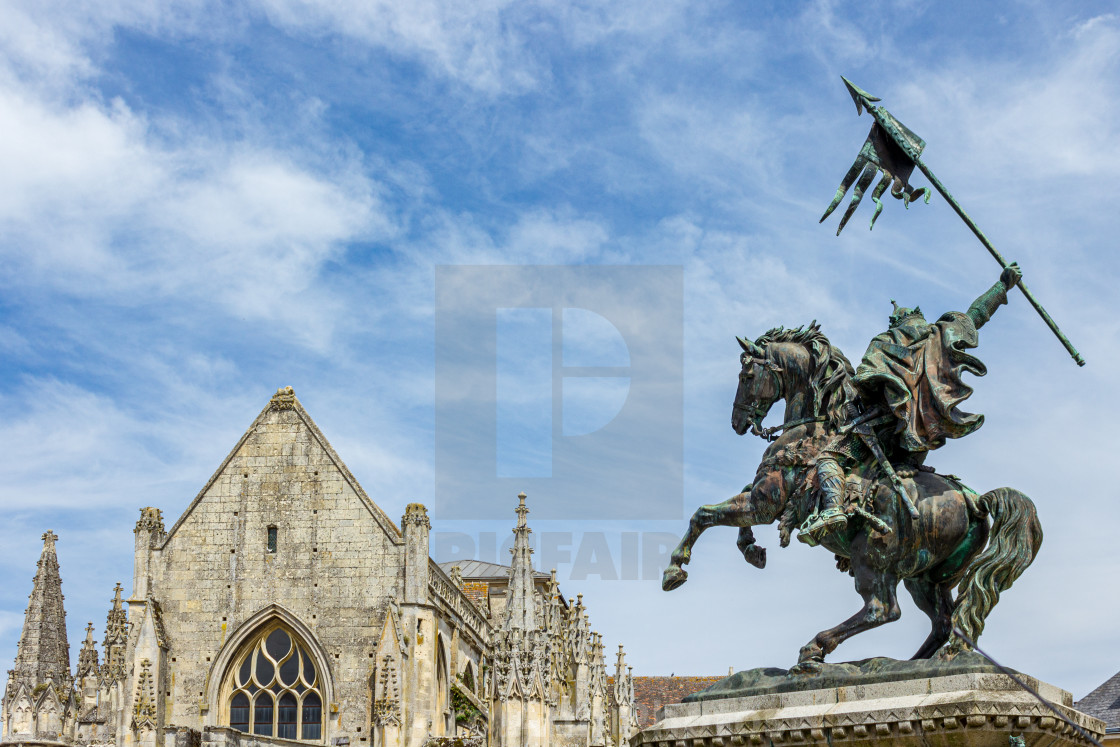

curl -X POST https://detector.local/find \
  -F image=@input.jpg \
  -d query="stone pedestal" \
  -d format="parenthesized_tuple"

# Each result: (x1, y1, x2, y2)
(632, 671, 1104, 747)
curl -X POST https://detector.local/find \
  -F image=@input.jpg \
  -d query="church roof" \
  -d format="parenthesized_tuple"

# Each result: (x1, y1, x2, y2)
(437, 559, 550, 581)
(1076, 670, 1120, 730)
(628, 676, 727, 728)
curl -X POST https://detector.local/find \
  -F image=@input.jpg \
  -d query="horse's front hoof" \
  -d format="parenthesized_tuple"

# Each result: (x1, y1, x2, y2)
(789, 659, 823, 675)
(791, 642, 825, 674)
(662, 565, 688, 591)
(742, 544, 766, 569)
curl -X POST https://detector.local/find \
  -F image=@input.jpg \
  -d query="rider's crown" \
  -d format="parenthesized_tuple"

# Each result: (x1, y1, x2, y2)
(889, 299, 925, 328)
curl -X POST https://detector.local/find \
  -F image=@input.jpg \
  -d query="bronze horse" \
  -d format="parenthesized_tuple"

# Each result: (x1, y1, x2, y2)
(662, 324, 1041, 669)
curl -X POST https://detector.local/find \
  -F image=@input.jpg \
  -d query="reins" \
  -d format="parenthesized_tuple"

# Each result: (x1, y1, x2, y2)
(756, 415, 827, 442)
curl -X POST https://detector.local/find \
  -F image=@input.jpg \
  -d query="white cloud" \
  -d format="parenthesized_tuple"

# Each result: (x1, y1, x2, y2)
(637, 94, 775, 190)
(0, 379, 202, 509)
(899, 14, 1120, 181)
(255, 0, 534, 93)
(0, 80, 389, 348)
(1, 0, 1119, 703)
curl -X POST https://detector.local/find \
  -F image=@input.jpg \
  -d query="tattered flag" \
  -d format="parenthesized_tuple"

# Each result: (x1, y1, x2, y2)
(820, 77, 930, 234)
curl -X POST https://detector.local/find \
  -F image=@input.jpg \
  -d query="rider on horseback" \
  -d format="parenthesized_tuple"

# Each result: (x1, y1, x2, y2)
(800, 263, 1024, 544)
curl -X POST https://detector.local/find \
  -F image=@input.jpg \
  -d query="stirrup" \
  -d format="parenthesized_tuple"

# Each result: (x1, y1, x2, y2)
(797, 509, 846, 546)
(796, 528, 820, 547)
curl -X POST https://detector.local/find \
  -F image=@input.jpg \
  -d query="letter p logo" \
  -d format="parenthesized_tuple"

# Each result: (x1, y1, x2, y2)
(435, 266, 683, 520)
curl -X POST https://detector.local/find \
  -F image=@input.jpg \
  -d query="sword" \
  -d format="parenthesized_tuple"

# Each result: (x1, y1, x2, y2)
(821, 77, 1085, 367)
(851, 420, 919, 521)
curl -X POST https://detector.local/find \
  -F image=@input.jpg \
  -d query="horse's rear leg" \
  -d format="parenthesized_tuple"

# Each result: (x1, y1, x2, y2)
(663, 489, 754, 591)
(793, 565, 901, 671)
(904, 576, 954, 659)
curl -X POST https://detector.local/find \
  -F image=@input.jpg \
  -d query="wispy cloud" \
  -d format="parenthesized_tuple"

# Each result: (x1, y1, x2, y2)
(0, 85, 389, 346)
(1, 0, 1118, 701)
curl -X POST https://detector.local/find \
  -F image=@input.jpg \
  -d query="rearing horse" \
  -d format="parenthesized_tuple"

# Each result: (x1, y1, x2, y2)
(663, 323, 1041, 668)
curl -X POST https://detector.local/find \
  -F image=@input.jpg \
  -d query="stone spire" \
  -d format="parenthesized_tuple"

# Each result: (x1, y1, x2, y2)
(76, 623, 99, 678)
(102, 583, 128, 682)
(11, 531, 71, 686)
(75, 622, 101, 716)
(612, 644, 636, 744)
(613, 646, 629, 693)
(502, 492, 539, 632)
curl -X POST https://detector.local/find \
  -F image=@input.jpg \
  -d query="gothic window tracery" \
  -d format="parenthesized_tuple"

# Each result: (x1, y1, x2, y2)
(223, 624, 322, 741)
(11, 696, 33, 735)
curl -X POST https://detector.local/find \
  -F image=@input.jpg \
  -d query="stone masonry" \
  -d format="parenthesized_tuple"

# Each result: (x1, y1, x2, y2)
(1, 388, 636, 747)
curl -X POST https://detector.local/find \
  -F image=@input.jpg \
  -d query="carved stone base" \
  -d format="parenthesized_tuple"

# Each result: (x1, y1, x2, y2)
(630, 671, 1104, 747)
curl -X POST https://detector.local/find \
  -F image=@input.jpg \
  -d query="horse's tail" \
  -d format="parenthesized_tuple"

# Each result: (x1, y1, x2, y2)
(948, 487, 1042, 652)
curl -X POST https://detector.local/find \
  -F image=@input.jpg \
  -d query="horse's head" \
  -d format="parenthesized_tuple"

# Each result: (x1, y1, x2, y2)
(732, 336, 783, 436)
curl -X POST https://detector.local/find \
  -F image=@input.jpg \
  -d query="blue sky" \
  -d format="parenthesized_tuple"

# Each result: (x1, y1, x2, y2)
(2, 0, 1119, 700)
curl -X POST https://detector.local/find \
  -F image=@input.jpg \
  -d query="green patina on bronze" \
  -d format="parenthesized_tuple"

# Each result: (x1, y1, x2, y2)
(663, 270, 1044, 672)
(822, 76, 1084, 367)
(682, 651, 1019, 703)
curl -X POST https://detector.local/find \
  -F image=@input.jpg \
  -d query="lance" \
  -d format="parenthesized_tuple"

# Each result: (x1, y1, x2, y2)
(820, 76, 1085, 367)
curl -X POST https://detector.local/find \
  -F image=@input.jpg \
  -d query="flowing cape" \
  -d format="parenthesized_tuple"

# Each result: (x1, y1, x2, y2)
(852, 311, 987, 452)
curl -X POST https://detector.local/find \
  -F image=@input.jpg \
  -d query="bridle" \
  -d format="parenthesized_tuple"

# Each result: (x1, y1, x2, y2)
(734, 351, 826, 442)
(733, 353, 780, 433)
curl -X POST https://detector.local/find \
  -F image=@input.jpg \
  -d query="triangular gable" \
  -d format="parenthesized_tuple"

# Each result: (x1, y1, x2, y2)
(528, 666, 547, 702)
(5, 681, 32, 706)
(376, 603, 406, 660)
(503, 666, 525, 701)
(162, 387, 402, 546)
(128, 597, 169, 655)
(32, 683, 63, 712)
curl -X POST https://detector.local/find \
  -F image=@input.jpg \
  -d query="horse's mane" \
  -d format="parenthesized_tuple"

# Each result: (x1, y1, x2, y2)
(755, 322, 856, 428)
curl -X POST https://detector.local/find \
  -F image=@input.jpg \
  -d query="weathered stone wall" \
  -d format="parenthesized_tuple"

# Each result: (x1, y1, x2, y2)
(1, 389, 629, 747)
(147, 399, 406, 746)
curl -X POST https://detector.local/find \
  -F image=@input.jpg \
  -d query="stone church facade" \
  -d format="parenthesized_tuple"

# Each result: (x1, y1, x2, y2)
(2, 388, 637, 747)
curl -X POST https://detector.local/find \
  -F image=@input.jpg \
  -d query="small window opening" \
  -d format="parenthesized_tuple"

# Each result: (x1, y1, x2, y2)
(267, 526, 278, 554)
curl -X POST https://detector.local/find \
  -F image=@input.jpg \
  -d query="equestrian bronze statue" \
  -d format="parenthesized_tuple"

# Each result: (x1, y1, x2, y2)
(662, 266, 1042, 672)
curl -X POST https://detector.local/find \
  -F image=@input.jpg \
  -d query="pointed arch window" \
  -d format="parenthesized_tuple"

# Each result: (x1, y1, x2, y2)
(436, 638, 450, 735)
(224, 624, 322, 741)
